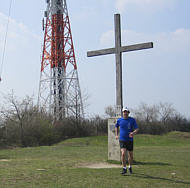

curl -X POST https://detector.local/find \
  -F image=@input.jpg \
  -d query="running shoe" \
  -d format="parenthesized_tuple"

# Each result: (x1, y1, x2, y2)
(129, 167, 132, 174)
(121, 168, 127, 175)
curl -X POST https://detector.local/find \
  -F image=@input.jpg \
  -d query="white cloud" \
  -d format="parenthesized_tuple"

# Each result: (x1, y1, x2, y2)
(115, 0, 176, 13)
(154, 28, 190, 54)
(0, 12, 41, 51)
(0, 12, 41, 99)
(100, 30, 114, 47)
(99, 28, 190, 55)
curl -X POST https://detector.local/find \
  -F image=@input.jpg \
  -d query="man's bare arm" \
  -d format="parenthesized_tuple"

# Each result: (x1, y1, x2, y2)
(129, 128, 139, 138)
(115, 127, 119, 140)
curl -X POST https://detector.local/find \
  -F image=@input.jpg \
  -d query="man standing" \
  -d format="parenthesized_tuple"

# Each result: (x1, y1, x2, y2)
(115, 107, 139, 175)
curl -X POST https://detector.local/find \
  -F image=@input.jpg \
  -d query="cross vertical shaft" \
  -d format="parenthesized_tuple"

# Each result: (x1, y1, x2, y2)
(115, 14, 123, 116)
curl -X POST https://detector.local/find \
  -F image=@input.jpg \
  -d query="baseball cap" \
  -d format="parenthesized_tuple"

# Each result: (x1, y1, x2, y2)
(122, 107, 130, 113)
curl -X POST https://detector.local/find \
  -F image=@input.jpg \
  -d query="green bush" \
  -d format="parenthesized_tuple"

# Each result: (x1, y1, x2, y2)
(137, 118, 190, 135)
(0, 115, 109, 148)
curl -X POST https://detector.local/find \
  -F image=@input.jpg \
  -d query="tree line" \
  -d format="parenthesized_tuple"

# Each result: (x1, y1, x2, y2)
(0, 94, 189, 148)
(105, 103, 190, 135)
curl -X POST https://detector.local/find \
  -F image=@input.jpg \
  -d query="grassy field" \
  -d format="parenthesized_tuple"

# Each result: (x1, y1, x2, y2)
(0, 131, 190, 188)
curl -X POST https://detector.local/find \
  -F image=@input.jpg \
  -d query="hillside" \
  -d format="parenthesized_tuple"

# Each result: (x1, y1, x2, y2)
(0, 132, 190, 187)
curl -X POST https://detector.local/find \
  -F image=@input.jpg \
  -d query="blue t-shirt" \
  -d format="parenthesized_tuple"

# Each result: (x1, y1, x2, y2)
(115, 117, 138, 142)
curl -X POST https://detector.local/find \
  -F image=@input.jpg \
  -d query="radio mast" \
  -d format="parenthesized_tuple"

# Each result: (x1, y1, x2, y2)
(38, 0, 84, 120)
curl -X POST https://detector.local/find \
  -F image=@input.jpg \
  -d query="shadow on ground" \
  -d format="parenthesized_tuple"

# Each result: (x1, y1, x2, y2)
(123, 172, 190, 185)
(134, 160, 171, 166)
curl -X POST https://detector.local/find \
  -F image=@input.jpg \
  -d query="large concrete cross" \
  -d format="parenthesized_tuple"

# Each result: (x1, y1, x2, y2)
(87, 14, 153, 116)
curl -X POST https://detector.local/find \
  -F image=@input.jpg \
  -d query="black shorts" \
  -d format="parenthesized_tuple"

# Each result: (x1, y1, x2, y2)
(119, 140, 133, 151)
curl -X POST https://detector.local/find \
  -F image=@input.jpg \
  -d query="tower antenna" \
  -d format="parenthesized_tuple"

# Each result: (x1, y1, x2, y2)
(38, 0, 84, 120)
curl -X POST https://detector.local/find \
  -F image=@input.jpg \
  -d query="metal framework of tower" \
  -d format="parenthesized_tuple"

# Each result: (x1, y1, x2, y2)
(38, 0, 84, 120)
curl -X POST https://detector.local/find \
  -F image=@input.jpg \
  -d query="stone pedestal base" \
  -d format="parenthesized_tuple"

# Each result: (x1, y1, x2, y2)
(108, 118, 120, 161)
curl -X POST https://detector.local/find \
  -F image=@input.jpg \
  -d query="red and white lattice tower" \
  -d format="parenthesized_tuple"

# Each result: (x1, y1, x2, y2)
(38, 0, 84, 120)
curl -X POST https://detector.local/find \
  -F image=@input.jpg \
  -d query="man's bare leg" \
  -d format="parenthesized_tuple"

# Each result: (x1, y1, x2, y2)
(120, 148, 127, 174)
(128, 151, 133, 174)
(121, 148, 127, 168)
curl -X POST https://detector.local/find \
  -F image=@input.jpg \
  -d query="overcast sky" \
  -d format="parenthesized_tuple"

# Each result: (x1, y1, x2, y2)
(0, 0, 189, 118)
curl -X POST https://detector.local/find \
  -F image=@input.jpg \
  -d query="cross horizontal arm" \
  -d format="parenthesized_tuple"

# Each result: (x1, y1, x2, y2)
(87, 48, 115, 57)
(121, 42, 153, 52)
(87, 42, 153, 58)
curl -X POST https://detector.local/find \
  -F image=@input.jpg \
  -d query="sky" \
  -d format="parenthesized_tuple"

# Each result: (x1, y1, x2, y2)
(0, 0, 189, 118)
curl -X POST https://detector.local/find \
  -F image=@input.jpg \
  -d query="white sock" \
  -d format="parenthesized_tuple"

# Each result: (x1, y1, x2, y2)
(128, 165, 131, 168)
(123, 167, 127, 170)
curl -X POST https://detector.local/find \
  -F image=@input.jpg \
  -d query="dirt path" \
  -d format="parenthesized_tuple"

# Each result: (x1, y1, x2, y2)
(79, 162, 121, 169)
(0, 159, 10, 162)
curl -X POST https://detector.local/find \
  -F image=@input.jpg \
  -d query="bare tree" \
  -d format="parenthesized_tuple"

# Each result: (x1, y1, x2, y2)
(0, 92, 44, 146)
(158, 102, 176, 123)
(104, 105, 116, 118)
(134, 103, 159, 123)
(133, 102, 178, 123)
